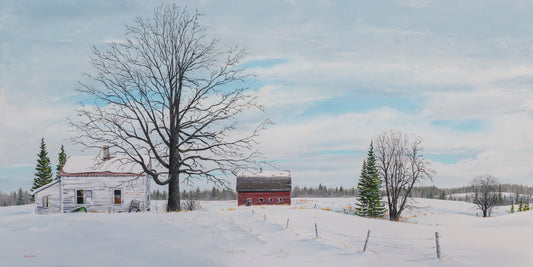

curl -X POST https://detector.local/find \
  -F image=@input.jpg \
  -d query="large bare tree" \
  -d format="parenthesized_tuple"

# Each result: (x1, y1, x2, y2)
(471, 175, 500, 217)
(71, 5, 267, 211)
(374, 130, 434, 221)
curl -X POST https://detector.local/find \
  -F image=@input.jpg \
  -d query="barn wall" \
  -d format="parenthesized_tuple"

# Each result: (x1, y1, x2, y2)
(237, 191, 291, 206)
(61, 175, 148, 213)
(34, 181, 61, 215)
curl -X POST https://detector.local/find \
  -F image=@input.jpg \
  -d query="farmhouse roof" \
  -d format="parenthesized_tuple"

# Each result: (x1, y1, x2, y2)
(236, 170, 291, 192)
(31, 179, 60, 196)
(59, 155, 146, 177)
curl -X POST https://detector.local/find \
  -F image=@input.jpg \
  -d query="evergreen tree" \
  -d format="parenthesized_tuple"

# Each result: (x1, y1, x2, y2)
(32, 138, 53, 197)
(511, 204, 515, 213)
(496, 185, 503, 205)
(55, 145, 67, 180)
(518, 200, 523, 212)
(355, 142, 386, 218)
(16, 188, 24, 205)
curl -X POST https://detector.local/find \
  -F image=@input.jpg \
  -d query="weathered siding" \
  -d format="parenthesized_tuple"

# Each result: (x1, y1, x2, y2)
(237, 191, 291, 206)
(35, 181, 61, 215)
(61, 175, 148, 213)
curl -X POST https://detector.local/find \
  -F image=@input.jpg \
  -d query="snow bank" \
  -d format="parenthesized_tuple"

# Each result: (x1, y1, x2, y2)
(1, 198, 532, 266)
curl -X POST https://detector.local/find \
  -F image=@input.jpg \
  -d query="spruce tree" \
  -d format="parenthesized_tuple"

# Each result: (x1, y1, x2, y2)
(16, 188, 24, 205)
(56, 145, 67, 180)
(518, 200, 523, 212)
(32, 138, 53, 196)
(511, 204, 515, 213)
(355, 142, 386, 218)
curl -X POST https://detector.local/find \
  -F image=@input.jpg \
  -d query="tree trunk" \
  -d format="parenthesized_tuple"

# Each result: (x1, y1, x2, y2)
(167, 174, 181, 211)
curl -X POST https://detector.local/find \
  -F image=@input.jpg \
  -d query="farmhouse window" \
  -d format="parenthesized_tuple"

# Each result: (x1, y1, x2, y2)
(77, 190, 92, 204)
(114, 190, 122, 204)
(43, 196, 49, 208)
(278, 197, 283, 202)
(85, 190, 92, 203)
(268, 198, 273, 202)
(258, 198, 264, 203)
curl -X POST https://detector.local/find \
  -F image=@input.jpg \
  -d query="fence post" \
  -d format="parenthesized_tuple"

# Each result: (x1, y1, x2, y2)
(264, 214, 266, 221)
(315, 222, 318, 238)
(363, 230, 371, 252)
(435, 232, 441, 260)
(286, 218, 289, 230)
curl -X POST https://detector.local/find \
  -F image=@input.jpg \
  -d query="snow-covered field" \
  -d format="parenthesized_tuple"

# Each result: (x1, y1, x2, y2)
(1, 198, 532, 266)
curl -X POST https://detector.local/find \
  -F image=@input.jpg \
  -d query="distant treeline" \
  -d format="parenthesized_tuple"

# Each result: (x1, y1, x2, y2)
(0, 188, 33, 206)
(151, 187, 237, 201)
(409, 184, 533, 205)
(292, 184, 356, 198)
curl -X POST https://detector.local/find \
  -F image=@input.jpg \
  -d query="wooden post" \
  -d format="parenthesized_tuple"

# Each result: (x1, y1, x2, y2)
(363, 230, 371, 252)
(314, 222, 318, 238)
(264, 214, 266, 221)
(435, 232, 441, 260)
(286, 218, 289, 229)
(314, 203, 317, 209)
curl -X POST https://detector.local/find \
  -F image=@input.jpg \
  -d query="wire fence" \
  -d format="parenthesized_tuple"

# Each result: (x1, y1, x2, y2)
(256, 209, 442, 260)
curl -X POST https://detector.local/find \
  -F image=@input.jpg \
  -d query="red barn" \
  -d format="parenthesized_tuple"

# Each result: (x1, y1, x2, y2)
(236, 171, 291, 206)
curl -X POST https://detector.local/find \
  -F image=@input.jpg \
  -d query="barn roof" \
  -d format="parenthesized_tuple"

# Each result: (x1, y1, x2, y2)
(236, 171, 291, 192)
(59, 155, 146, 177)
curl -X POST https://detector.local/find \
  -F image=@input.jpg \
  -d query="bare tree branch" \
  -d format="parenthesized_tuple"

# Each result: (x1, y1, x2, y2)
(375, 130, 434, 221)
(472, 175, 500, 217)
(70, 4, 268, 212)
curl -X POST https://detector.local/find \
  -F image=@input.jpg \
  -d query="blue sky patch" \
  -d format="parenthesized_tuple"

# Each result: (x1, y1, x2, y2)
(0, 166, 35, 193)
(300, 94, 422, 117)
(425, 152, 477, 164)
(430, 119, 488, 132)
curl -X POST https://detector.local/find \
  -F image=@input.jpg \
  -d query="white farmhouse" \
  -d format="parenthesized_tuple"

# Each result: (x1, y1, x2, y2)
(32, 149, 151, 215)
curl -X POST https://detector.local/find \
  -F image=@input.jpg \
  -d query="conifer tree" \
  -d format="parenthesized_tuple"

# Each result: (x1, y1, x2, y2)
(55, 145, 67, 180)
(511, 204, 515, 213)
(32, 138, 53, 197)
(518, 200, 523, 212)
(356, 142, 386, 218)
(16, 188, 24, 205)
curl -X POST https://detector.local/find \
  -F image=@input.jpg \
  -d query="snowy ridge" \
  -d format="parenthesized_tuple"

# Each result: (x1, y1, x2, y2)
(1, 198, 532, 266)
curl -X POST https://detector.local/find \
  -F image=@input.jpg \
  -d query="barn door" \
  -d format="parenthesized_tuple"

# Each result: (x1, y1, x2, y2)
(246, 198, 252, 206)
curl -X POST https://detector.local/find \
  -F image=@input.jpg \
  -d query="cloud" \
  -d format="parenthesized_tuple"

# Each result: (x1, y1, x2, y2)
(3, 0, 533, 192)
(396, 0, 433, 8)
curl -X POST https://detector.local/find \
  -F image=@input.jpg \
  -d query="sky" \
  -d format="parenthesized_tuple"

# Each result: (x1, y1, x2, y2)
(1, 0, 533, 193)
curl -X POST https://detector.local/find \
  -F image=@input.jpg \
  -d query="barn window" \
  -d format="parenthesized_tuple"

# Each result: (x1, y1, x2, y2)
(77, 190, 92, 204)
(268, 198, 273, 202)
(114, 190, 122, 204)
(43, 196, 49, 208)
(258, 198, 264, 203)
(278, 197, 283, 202)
